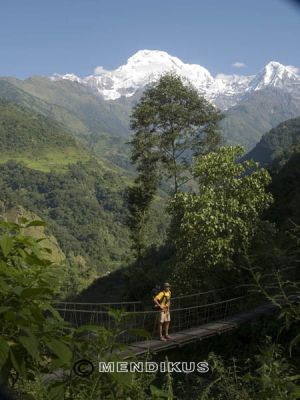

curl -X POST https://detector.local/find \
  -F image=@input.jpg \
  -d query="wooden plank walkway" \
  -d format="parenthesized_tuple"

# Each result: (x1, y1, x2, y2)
(118, 302, 278, 359)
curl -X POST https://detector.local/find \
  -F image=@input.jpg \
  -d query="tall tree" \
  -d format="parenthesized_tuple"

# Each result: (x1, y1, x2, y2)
(126, 168, 158, 263)
(168, 146, 273, 292)
(130, 73, 223, 195)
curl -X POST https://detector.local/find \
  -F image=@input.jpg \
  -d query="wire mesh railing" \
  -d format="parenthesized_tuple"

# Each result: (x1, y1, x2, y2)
(55, 290, 254, 344)
(54, 300, 143, 313)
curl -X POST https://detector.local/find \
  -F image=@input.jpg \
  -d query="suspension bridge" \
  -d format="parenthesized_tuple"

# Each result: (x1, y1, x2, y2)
(55, 286, 279, 358)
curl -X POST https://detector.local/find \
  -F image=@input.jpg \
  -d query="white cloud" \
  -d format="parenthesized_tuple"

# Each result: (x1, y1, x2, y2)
(216, 73, 233, 79)
(287, 65, 299, 74)
(94, 66, 109, 75)
(232, 62, 246, 68)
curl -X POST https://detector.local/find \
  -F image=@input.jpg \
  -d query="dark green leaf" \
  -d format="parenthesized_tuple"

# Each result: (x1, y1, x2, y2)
(0, 307, 11, 315)
(48, 383, 65, 400)
(0, 236, 13, 257)
(0, 337, 9, 370)
(19, 335, 40, 361)
(46, 339, 72, 365)
(25, 220, 46, 228)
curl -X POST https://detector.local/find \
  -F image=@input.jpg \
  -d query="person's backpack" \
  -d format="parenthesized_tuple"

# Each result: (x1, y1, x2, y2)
(152, 285, 166, 310)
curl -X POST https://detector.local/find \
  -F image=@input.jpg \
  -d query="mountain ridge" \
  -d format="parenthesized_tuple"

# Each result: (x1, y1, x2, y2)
(0, 98, 90, 171)
(245, 116, 300, 165)
(2, 52, 300, 156)
(51, 49, 300, 110)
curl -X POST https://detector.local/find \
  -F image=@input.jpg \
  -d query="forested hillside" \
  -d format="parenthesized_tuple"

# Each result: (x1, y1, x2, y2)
(0, 100, 167, 292)
(2, 75, 300, 166)
(267, 149, 300, 227)
(0, 78, 135, 169)
(0, 98, 90, 171)
(0, 160, 168, 286)
(0, 79, 89, 138)
(245, 115, 300, 165)
(3, 76, 131, 137)
(220, 87, 300, 150)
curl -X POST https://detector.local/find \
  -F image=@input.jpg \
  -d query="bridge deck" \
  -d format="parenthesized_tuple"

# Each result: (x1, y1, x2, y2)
(118, 302, 277, 359)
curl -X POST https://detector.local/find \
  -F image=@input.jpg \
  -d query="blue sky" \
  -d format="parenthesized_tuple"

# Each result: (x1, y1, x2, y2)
(1, 0, 300, 78)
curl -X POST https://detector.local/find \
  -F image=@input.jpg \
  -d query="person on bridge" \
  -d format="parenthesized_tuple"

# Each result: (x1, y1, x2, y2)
(153, 282, 171, 341)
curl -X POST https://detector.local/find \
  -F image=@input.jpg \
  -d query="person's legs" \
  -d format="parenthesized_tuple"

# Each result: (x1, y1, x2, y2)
(159, 322, 163, 337)
(165, 312, 171, 338)
(159, 323, 166, 340)
(165, 321, 170, 336)
(159, 312, 167, 340)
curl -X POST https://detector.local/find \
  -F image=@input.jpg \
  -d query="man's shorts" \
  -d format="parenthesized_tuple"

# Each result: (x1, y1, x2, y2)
(160, 310, 171, 323)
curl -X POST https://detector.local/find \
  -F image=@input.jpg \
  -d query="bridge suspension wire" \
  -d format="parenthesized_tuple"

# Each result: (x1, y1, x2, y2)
(55, 286, 259, 345)
(53, 284, 249, 312)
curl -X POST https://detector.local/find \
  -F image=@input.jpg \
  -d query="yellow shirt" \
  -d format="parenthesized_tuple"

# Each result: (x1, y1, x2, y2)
(155, 290, 171, 310)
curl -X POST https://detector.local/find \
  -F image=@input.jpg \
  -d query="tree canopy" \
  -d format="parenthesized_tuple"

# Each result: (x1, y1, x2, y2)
(168, 146, 273, 291)
(130, 73, 223, 194)
(127, 74, 222, 258)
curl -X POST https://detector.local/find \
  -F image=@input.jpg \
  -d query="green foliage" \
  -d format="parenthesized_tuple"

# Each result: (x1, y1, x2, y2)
(0, 219, 172, 399)
(0, 97, 169, 282)
(168, 146, 273, 292)
(0, 160, 131, 276)
(267, 151, 300, 228)
(130, 73, 222, 194)
(245, 225, 300, 353)
(0, 218, 69, 385)
(127, 73, 222, 261)
(126, 177, 158, 261)
(0, 159, 167, 280)
(201, 348, 300, 400)
(91, 133, 134, 171)
(198, 226, 300, 400)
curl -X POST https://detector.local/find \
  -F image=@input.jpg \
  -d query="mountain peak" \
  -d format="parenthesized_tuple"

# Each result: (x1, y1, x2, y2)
(265, 60, 285, 68)
(264, 61, 298, 76)
(250, 61, 299, 90)
(81, 49, 214, 100)
(50, 50, 300, 108)
(128, 49, 178, 61)
(125, 50, 183, 73)
(51, 73, 82, 83)
(126, 49, 212, 79)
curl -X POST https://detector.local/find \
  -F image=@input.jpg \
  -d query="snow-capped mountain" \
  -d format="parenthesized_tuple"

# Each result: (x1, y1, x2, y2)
(53, 73, 82, 84)
(51, 50, 300, 110)
(250, 61, 299, 91)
